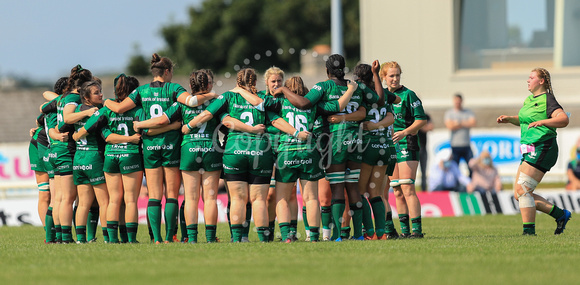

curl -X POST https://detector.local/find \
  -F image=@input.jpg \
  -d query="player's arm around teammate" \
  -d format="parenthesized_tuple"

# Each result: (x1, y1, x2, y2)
(54, 65, 94, 243)
(71, 81, 108, 243)
(354, 62, 395, 240)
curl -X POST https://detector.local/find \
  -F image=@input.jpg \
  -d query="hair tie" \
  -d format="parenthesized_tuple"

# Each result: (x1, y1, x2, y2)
(76, 64, 83, 71)
(114, 73, 127, 97)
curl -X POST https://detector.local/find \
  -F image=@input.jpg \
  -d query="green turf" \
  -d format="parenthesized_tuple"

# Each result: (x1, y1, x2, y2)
(1, 214, 578, 284)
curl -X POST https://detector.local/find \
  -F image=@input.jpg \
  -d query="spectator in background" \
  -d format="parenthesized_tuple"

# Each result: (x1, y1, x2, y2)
(418, 113, 433, 191)
(467, 151, 502, 194)
(444, 93, 476, 176)
(565, 141, 580, 190)
(428, 149, 470, 192)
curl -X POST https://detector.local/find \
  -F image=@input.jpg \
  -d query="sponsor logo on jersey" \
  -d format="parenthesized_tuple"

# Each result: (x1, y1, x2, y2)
(342, 138, 363, 146)
(233, 150, 264, 156)
(146, 144, 174, 151)
(411, 100, 422, 109)
(110, 116, 134, 121)
(189, 147, 215, 153)
(371, 143, 388, 149)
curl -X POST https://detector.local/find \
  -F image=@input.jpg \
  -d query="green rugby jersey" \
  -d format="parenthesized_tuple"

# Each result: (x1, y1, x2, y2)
(390, 86, 427, 149)
(128, 81, 187, 141)
(363, 89, 397, 142)
(305, 80, 378, 133)
(74, 104, 105, 152)
(258, 90, 283, 149)
(164, 100, 220, 144)
(54, 93, 81, 152)
(128, 81, 187, 119)
(205, 91, 280, 139)
(41, 96, 60, 145)
(31, 114, 50, 148)
(363, 103, 393, 142)
(274, 99, 319, 152)
(84, 104, 142, 154)
(518, 93, 562, 145)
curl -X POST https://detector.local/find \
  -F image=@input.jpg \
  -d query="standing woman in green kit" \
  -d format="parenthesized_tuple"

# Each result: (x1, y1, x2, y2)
(381, 61, 427, 238)
(71, 80, 108, 243)
(105, 54, 216, 243)
(75, 74, 144, 243)
(497, 67, 571, 235)
(134, 69, 226, 243)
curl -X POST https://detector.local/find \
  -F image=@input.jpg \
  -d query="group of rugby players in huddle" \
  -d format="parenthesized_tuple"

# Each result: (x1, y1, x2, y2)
(29, 53, 428, 244)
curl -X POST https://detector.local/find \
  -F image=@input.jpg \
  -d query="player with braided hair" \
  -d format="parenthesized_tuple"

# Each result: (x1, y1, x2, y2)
(350, 61, 400, 240)
(497, 67, 571, 235)
(135, 69, 230, 243)
(275, 54, 382, 241)
(104, 54, 224, 243)
(182, 68, 307, 242)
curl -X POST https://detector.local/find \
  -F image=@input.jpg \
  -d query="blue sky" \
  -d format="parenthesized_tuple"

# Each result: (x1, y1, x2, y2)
(0, 0, 201, 82)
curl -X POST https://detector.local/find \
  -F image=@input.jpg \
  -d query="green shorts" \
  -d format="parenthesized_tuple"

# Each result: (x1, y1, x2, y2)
(180, 141, 222, 172)
(521, 138, 558, 173)
(49, 144, 73, 175)
(268, 133, 280, 158)
(361, 138, 392, 166)
(329, 129, 362, 165)
(275, 149, 324, 183)
(385, 146, 397, 176)
(396, 145, 419, 162)
(103, 152, 143, 174)
(222, 137, 273, 177)
(42, 151, 55, 179)
(29, 142, 45, 172)
(142, 135, 180, 169)
(73, 151, 105, 185)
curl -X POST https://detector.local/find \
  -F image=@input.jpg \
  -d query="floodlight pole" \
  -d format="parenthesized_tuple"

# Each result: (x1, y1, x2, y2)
(331, 0, 343, 56)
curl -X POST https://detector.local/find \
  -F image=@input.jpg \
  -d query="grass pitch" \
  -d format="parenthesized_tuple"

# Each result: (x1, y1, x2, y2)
(1, 214, 578, 285)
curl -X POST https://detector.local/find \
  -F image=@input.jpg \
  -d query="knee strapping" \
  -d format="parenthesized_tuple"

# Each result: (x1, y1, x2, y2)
(516, 173, 538, 197)
(326, 172, 345, 185)
(345, 169, 360, 183)
(398, 178, 415, 185)
(389, 180, 400, 187)
(517, 173, 537, 208)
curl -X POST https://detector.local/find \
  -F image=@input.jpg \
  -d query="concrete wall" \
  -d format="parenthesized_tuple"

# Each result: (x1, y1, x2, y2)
(360, 0, 580, 130)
